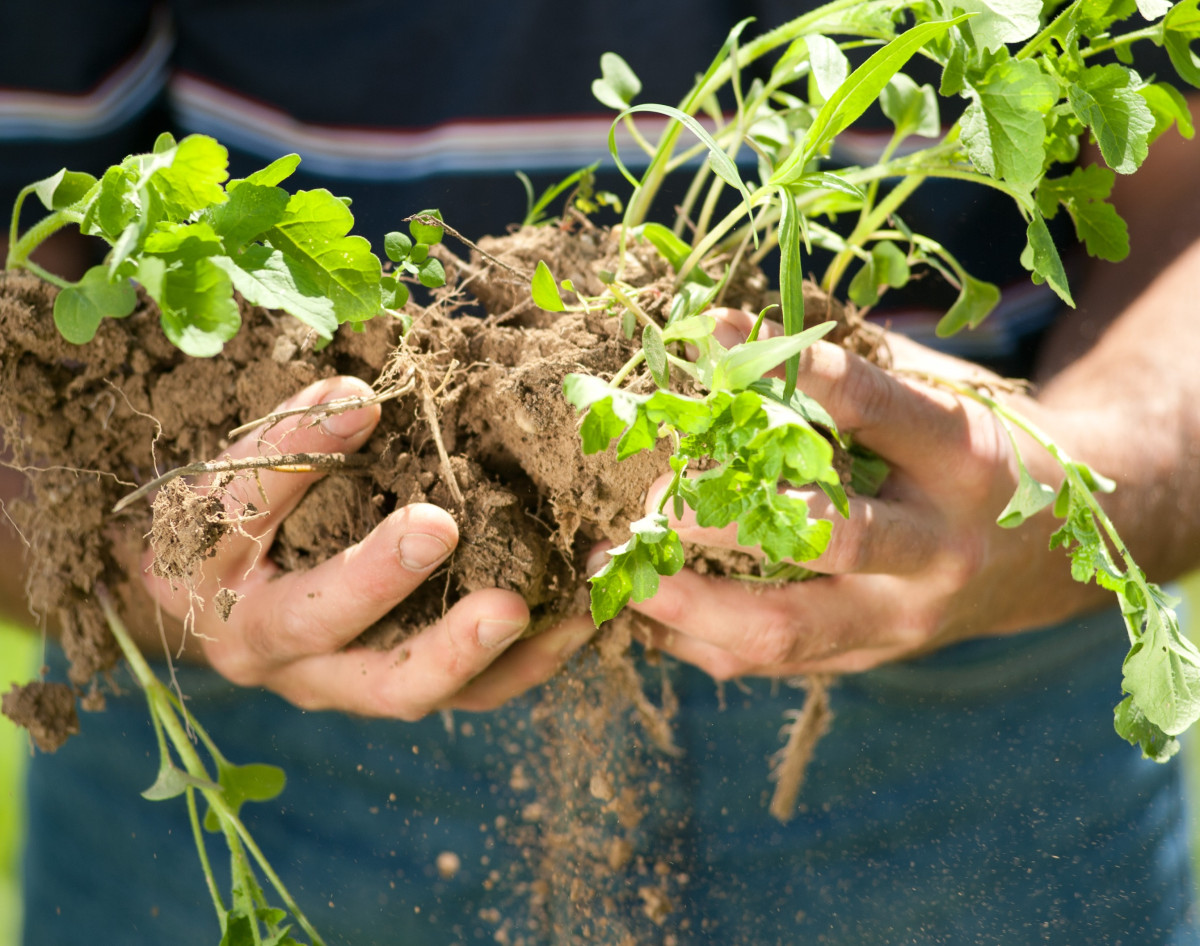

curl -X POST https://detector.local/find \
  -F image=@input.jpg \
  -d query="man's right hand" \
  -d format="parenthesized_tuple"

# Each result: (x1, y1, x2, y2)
(140, 376, 594, 719)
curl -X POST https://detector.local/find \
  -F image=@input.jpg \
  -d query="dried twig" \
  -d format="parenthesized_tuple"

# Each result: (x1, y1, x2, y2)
(111, 452, 372, 514)
(404, 212, 534, 281)
(226, 372, 416, 440)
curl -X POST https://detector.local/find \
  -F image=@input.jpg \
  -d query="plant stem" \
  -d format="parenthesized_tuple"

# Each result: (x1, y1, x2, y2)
(7, 206, 75, 272)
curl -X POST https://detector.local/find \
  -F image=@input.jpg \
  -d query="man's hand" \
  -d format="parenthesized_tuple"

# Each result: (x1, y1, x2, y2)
(619, 310, 1116, 679)
(140, 376, 594, 719)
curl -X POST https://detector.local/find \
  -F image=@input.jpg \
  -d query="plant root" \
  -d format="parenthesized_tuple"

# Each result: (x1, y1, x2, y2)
(768, 674, 834, 822)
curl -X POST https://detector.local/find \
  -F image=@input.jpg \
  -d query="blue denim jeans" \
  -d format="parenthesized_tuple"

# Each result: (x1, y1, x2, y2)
(21, 605, 1200, 945)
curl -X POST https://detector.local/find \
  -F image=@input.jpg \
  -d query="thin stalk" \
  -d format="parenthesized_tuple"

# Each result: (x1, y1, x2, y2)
(822, 172, 925, 295)
(7, 207, 76, 271)
(1081, 25, 1161, 59)
(98, 591, 327, 946)
(609, 350, 646, 388)
(1015, 0, 1081, 61)
(187, 787, 227, 920)
(607, 283, 656, 328)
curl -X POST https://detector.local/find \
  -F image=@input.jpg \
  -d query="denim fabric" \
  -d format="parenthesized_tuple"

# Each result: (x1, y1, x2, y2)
(21, 605, 1199, 945)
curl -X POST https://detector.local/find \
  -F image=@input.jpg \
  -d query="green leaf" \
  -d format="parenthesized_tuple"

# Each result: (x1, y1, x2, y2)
(773, 16, 967, 183)
(960, 58, 1059, 190)
(1121, 587, 1200, 737)
(642, 322, 669, 388)
(211, 246, 338, 338)
(205, 760, 287, 831)
(712, 321, 835, 392)
(1021, 212, 1074, 306)
(408, 208, 444, 245)
(1067, 64, 1154, 174)
(1165, 0, 1200, 88)
(141, 762, 219, 801)
(53, 266, 137, 344)
(1139, 82, 1196, 142)
(1114, 695, 1179, 762)
(997, 457, 1056, 528)
(938, 0, 1042, 52)
(139, 255, 242, 357)
(265, 189, 382, 324)
(33, 168, 97, 210)
(417, 256, 446, 289)
(205, 182, 290, 253)
(804, 34, 850, 102)
(81, 165, 138, 241)
(848, 255, 880, 307)
(661, 314, 716, 343)
(592, 52, 642, 110)
(232, 153, 301, 190)
(589, 513, 684, 624)
(880, 73, 941, 139)
(148, 134, 230, 220)
(637, 222, 696, 275)
(532, 259, 566, 311)
(1037, 165, 1129, 262)
(777, 186, 806, 397)
(612, 103, 754, 225)
(1135, 0, 1172, 19)
(935, 272, 1001, 336)
(384, 231, 413, 262)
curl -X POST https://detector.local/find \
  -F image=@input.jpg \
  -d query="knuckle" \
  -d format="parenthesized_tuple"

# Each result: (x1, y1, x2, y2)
(741, 614, 797, 667)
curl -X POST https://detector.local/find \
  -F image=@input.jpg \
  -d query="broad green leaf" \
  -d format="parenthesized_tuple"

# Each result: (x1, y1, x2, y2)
(211, 247, 338, 338)
(749, 377, 838, 434)
(143, 220, 224, 260)
(935, 272, 1001, 336)
(938, 0, 1041, 51)
(233, 153, 301, 190)
(1139, 82, 1196, 142)
(53, 266, 137, 345)
(1121, 591, 1200, 736)
(141, 255, 242, 357)
(661, 314, 716, 343)
(1165, 0, 1200, 89)
(205, 182, 290, 253)
(805, 34, 850, 103)
(265, 189, 382, 324)
(773, 16, 967, 183)
(384, 231, 414, 262)
(1067, 64, 1154, 174)
(1114, 694, 1179, 762)
(204, 760, 287, 831)
(880, 73, 941, 139)
(148, 134, 230, 220)
(1021, 212, 1074, 306)
(532, 259, 566, 311)
(712, 321, 835, 392)
(592, 52, 642, 110)
(409, 208, 444, 245)
(1036, 166, 1129, 262)
(997, 457, 1056, 528)
(849, 255, 879, 307)
(417, 256, 446, 288)
(33, 168, 97, 210)
(960, 58, 1059, 190)
(81, 165, 138, 241)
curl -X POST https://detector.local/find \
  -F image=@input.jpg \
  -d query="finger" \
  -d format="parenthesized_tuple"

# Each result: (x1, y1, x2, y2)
(260, 588, 533, 719)
(194, 503, 460, 673)
(445, 616, 596, 711)
(208, 376, 381, 569)
(628, 568, 930, 673)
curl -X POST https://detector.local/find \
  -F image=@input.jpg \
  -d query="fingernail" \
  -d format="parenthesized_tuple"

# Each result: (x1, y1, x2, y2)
(320, 404, 375, 439)
(398, 532, 452, 570)
(476, 617, 527, 648)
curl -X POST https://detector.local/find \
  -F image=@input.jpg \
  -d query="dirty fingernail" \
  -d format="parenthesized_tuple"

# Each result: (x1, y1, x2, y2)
(321, 405, 375, 439)
(476, 617, 527, 648)
(398, 532, 452, 570)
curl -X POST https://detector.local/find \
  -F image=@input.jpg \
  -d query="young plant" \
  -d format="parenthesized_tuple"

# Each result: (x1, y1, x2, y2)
(547, 0, 1200, 762)
(5, 133, 444, 355)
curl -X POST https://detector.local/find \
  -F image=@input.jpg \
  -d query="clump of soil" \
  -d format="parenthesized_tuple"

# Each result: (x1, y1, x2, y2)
(0, 219, 880, 938)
